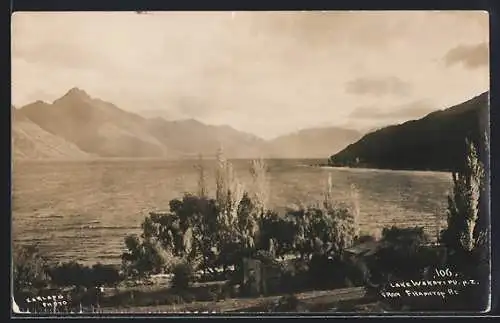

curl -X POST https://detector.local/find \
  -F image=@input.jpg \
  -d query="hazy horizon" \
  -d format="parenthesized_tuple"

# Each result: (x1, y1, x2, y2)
(12, 11, 489, 139)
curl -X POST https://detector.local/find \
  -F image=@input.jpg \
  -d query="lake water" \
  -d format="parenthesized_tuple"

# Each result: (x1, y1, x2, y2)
(11, 159, 453, 265)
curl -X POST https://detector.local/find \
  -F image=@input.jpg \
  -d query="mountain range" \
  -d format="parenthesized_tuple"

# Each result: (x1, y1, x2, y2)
(328, 91, 489, 172)
(11, 88, 362, 160)
(11, 105, 92, 160)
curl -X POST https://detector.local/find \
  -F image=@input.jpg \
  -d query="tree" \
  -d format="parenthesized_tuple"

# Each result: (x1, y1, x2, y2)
(249, 158, 270, 216)
(322, 173, 357, 257)
(374, 226, 430, 280)
(48, 261, 88, 287)
(122, 193, 222, 277)
(90, 263, 121, 287)
(171, 262, 194, 290)
(258, 211, 297, 258)
(439, 138, 490, 312)
(440, 138, 487, 263)
(213, 193, 261, 269)
(213, 149, 262, 268)
(349, 184, 361, 240)
(195, 154, 208, 198)
(215, 148, 245, 241)
(121, 234, 167, 279)
(166, 195, 219, 268)
(286, 173, 357, 261)
(287, 204, 356, 261)
(12, 244, 50, 292)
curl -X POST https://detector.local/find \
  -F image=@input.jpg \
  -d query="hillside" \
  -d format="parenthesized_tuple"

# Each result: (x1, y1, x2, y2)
(265, 127, 362, 159)
(328, 92, 489, 172)
(12, 106, 91, 160)
(145, 117, 266, 159)
(18, 88, 171, 158)
(15, 87, 364, 160)
(16, 88, 267, 159)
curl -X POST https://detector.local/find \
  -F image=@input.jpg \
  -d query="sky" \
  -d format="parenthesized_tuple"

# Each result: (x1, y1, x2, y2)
(11, 11, 489, 139)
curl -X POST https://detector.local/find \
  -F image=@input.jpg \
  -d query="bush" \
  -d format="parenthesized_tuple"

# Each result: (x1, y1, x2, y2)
(171, 262, 194, 290)
(197, 290, 218, 302)
(12, 245, 50, 293)
(272, 294, 301, 312)
(177, 290, 196, 303)
(287, 204, 357, 261)
(47, 262, 122, 288)
(216, 283, 232, 301)
(121, 234, 167, 279)
(91, 263, 122, 287)
(224, 281, 240, 298)
(307, 254, 349, 289)
(373, 226, 429, 280)
(259, 258, 309, 294)
(66, 285, 101, 308)
(164, 293, 184, 305)
(48, 261, 88, 287)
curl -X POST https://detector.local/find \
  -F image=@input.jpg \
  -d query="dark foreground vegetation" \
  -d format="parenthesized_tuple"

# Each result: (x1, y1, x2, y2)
(13, 139, 489, 313)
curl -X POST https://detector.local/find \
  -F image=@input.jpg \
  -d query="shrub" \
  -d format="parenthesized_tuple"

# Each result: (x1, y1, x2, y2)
(307, 254, 349, 289)
(191, 287, 218, 302)
(47, 262, 122, 288)
(373, 226, 429, 280)
(224, 279, 240, 298)
(287, 203, 357, 261)
(171, 262, 194, 290)
(177, 290, 196, 303)
(12, 244, 50, 293)
(90, 263, 122, 287)
(121, 234, 166, 279)
(66, 285, 101, 308)
(257, 212, 298, 258)
(122, 192, 221, 278)
(48, 261, 88, 287)
(273, 294, 301, 312)
(163, 293, 184, 306)
(343, 255, 374, 287)
(216, 283, 232, 301)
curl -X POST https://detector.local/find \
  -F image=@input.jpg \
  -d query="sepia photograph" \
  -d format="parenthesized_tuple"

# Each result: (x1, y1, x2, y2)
(11, 10, 490, 315)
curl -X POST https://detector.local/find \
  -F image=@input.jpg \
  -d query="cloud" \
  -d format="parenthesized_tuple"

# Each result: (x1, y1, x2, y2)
(443, 42, 489, 69)
(169, 95, 217, 119)
(11, 11, 489, 139)
(345, 76, 412, 97)
(349, 100, 434, 120)
(245, 11, 412, 51)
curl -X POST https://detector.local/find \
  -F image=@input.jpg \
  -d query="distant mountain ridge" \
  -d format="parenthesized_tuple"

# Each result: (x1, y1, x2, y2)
(328, 92, 489, 172)
(17, 88, 170, 158)
(264, 127, 362, 159)
(12, 88, 361, 160)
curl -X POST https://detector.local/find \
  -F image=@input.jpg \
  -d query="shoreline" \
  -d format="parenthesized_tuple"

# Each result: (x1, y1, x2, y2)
(13, 158, 452, 175)
(316, 164, 451, 176)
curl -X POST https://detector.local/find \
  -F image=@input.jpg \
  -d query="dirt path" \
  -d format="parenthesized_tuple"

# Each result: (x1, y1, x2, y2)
(100, 287, 368, 313)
